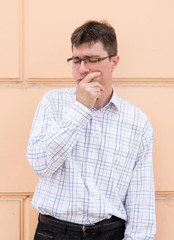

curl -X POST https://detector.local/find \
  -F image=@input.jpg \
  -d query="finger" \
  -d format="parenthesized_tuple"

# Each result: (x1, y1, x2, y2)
(88, 81, 104, 91)
(81, 72, 101, 83)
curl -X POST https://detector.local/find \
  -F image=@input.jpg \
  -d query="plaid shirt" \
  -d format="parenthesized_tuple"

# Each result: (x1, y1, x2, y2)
(27, 88, 156, 239)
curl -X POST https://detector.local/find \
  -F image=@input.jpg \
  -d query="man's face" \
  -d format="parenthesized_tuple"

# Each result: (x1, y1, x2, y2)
(72, 41, 118, 88)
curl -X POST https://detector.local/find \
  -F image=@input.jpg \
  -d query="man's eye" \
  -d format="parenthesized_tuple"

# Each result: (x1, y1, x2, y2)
(73, 59, 80, 64)
(88, 58, 98, 63)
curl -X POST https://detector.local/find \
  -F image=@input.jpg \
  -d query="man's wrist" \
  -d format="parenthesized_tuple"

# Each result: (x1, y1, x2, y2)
(65, 100, 93, 127)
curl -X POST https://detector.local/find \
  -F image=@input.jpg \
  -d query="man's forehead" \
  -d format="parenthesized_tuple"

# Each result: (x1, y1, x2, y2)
(72, 41, 106, 56)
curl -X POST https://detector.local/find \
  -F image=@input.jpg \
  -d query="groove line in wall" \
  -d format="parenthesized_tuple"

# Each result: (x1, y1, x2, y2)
(1, 78, 174, 84)
(0, 192, 174, 198)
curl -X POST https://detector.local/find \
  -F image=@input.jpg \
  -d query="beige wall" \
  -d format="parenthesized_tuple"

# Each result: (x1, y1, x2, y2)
(0, 0, 174, 239)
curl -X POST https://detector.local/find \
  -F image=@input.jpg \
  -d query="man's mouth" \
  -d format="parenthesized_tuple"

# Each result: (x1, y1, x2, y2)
(76, 78, 83, 83)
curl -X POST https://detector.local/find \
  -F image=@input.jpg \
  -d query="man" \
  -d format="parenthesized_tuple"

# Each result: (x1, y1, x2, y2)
(27, 20, 156, 240)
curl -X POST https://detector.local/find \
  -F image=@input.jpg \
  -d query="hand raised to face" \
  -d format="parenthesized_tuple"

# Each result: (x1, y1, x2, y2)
(76, 72, 104, 109)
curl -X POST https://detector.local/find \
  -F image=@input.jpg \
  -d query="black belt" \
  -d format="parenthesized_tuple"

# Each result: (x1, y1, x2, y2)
(39, 214, 125, 236)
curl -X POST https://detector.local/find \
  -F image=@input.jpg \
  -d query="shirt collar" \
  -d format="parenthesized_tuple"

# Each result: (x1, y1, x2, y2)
(109, 88, 119, 111)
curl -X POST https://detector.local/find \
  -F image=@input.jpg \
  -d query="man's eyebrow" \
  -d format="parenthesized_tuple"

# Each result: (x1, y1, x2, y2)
(72, 55, 100, 58)
(87, 55, 100, 58)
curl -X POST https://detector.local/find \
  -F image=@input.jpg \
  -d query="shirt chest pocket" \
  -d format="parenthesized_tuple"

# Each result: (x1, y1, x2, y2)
(112, 145, 136, 175)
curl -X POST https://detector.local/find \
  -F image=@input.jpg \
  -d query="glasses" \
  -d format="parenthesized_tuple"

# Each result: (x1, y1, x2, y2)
(67, 55, 115, 68)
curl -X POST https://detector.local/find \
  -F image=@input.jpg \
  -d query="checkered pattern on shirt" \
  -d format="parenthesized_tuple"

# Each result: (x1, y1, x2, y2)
(27, 88, 156, 239)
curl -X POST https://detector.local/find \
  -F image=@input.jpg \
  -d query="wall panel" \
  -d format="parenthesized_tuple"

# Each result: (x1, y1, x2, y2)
(0, 198, 22, 240)
(26, 0, 174, 80)
(25, 198, 38, 240)
(155, 197, 174, 240)
(0, 0, 20, 79)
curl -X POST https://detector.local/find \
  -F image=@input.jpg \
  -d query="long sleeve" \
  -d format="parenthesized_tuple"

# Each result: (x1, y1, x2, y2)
(27, 91, 93, 178)
(124, 120, 156, 239)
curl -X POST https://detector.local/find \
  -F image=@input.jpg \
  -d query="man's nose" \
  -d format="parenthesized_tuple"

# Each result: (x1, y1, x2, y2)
(79, 60, 90, 74)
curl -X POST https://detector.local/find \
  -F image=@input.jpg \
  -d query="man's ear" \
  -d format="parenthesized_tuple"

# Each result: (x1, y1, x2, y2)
(111, 56, 119, 72)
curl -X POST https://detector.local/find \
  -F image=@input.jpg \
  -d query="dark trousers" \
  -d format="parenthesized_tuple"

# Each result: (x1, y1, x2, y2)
(33, 215, 125, 240)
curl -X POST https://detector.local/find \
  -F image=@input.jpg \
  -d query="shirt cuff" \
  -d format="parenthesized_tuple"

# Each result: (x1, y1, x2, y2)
(65, 100, 93, 127)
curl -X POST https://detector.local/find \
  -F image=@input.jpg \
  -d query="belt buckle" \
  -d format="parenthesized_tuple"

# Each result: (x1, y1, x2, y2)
(82, 224, 97, 236)
(82, 225, 87, 236)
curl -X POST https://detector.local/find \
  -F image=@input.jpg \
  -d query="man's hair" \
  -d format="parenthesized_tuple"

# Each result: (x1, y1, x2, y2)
(71, 20, 118, 56)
